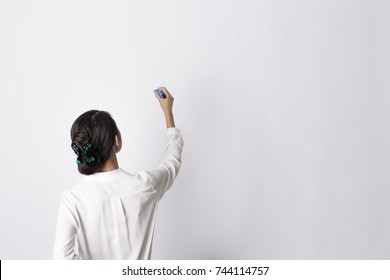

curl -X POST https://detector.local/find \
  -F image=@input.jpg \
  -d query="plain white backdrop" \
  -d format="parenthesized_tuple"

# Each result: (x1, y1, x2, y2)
(0, 0, 389, 259)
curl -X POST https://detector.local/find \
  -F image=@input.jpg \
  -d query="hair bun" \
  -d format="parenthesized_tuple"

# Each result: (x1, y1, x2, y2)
(71, 110, 119, 175)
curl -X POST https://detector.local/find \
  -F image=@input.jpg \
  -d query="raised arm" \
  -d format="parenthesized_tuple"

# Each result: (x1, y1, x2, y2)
(154, 86, 175, 128)
(145, 87, 184, 199)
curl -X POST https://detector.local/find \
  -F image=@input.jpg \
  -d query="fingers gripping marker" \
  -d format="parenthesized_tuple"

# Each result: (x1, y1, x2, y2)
(154, 89, 166, 99)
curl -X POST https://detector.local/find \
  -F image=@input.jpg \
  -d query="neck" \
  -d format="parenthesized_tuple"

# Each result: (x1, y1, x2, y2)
(98, 153, 119, 172)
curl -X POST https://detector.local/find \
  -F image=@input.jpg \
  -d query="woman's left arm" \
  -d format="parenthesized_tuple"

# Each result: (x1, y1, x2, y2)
(52, 191, 80, 260)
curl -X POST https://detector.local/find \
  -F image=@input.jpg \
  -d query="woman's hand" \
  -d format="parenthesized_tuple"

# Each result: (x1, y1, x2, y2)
(154, 86, 175, 128)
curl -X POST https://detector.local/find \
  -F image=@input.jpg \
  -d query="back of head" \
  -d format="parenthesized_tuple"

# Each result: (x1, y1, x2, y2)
(70, 110, 119, 175)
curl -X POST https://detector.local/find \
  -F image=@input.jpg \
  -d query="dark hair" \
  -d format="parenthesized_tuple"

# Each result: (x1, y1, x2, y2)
(70, 110, 119, 175)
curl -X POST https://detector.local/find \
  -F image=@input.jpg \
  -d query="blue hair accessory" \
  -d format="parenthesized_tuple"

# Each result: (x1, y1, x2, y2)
(71, 143, 95, 165)
(71, 144, 80, 155)
(82, 143, 95, 165)
(71, 144, 82, 165)
(83, 143, 92, 153)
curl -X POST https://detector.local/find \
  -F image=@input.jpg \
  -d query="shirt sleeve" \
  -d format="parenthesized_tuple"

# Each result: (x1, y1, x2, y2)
(144, 127, 184, 200)
(52, 191, 81, 260)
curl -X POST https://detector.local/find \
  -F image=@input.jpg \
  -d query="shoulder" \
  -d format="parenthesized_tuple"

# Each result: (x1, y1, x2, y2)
(117, 169, 156, 192)
(60, 178, 90, 205)
(120, 169, 152, 188)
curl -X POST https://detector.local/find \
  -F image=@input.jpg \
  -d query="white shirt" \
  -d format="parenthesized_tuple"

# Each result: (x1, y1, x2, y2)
(53, 127, 184, 260)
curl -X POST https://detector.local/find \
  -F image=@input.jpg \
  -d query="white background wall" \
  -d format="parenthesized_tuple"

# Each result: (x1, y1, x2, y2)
(0, 0, 389, 259)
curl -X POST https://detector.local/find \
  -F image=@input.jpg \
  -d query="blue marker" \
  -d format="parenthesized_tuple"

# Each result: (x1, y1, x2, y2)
(154, 89, 166, 99)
